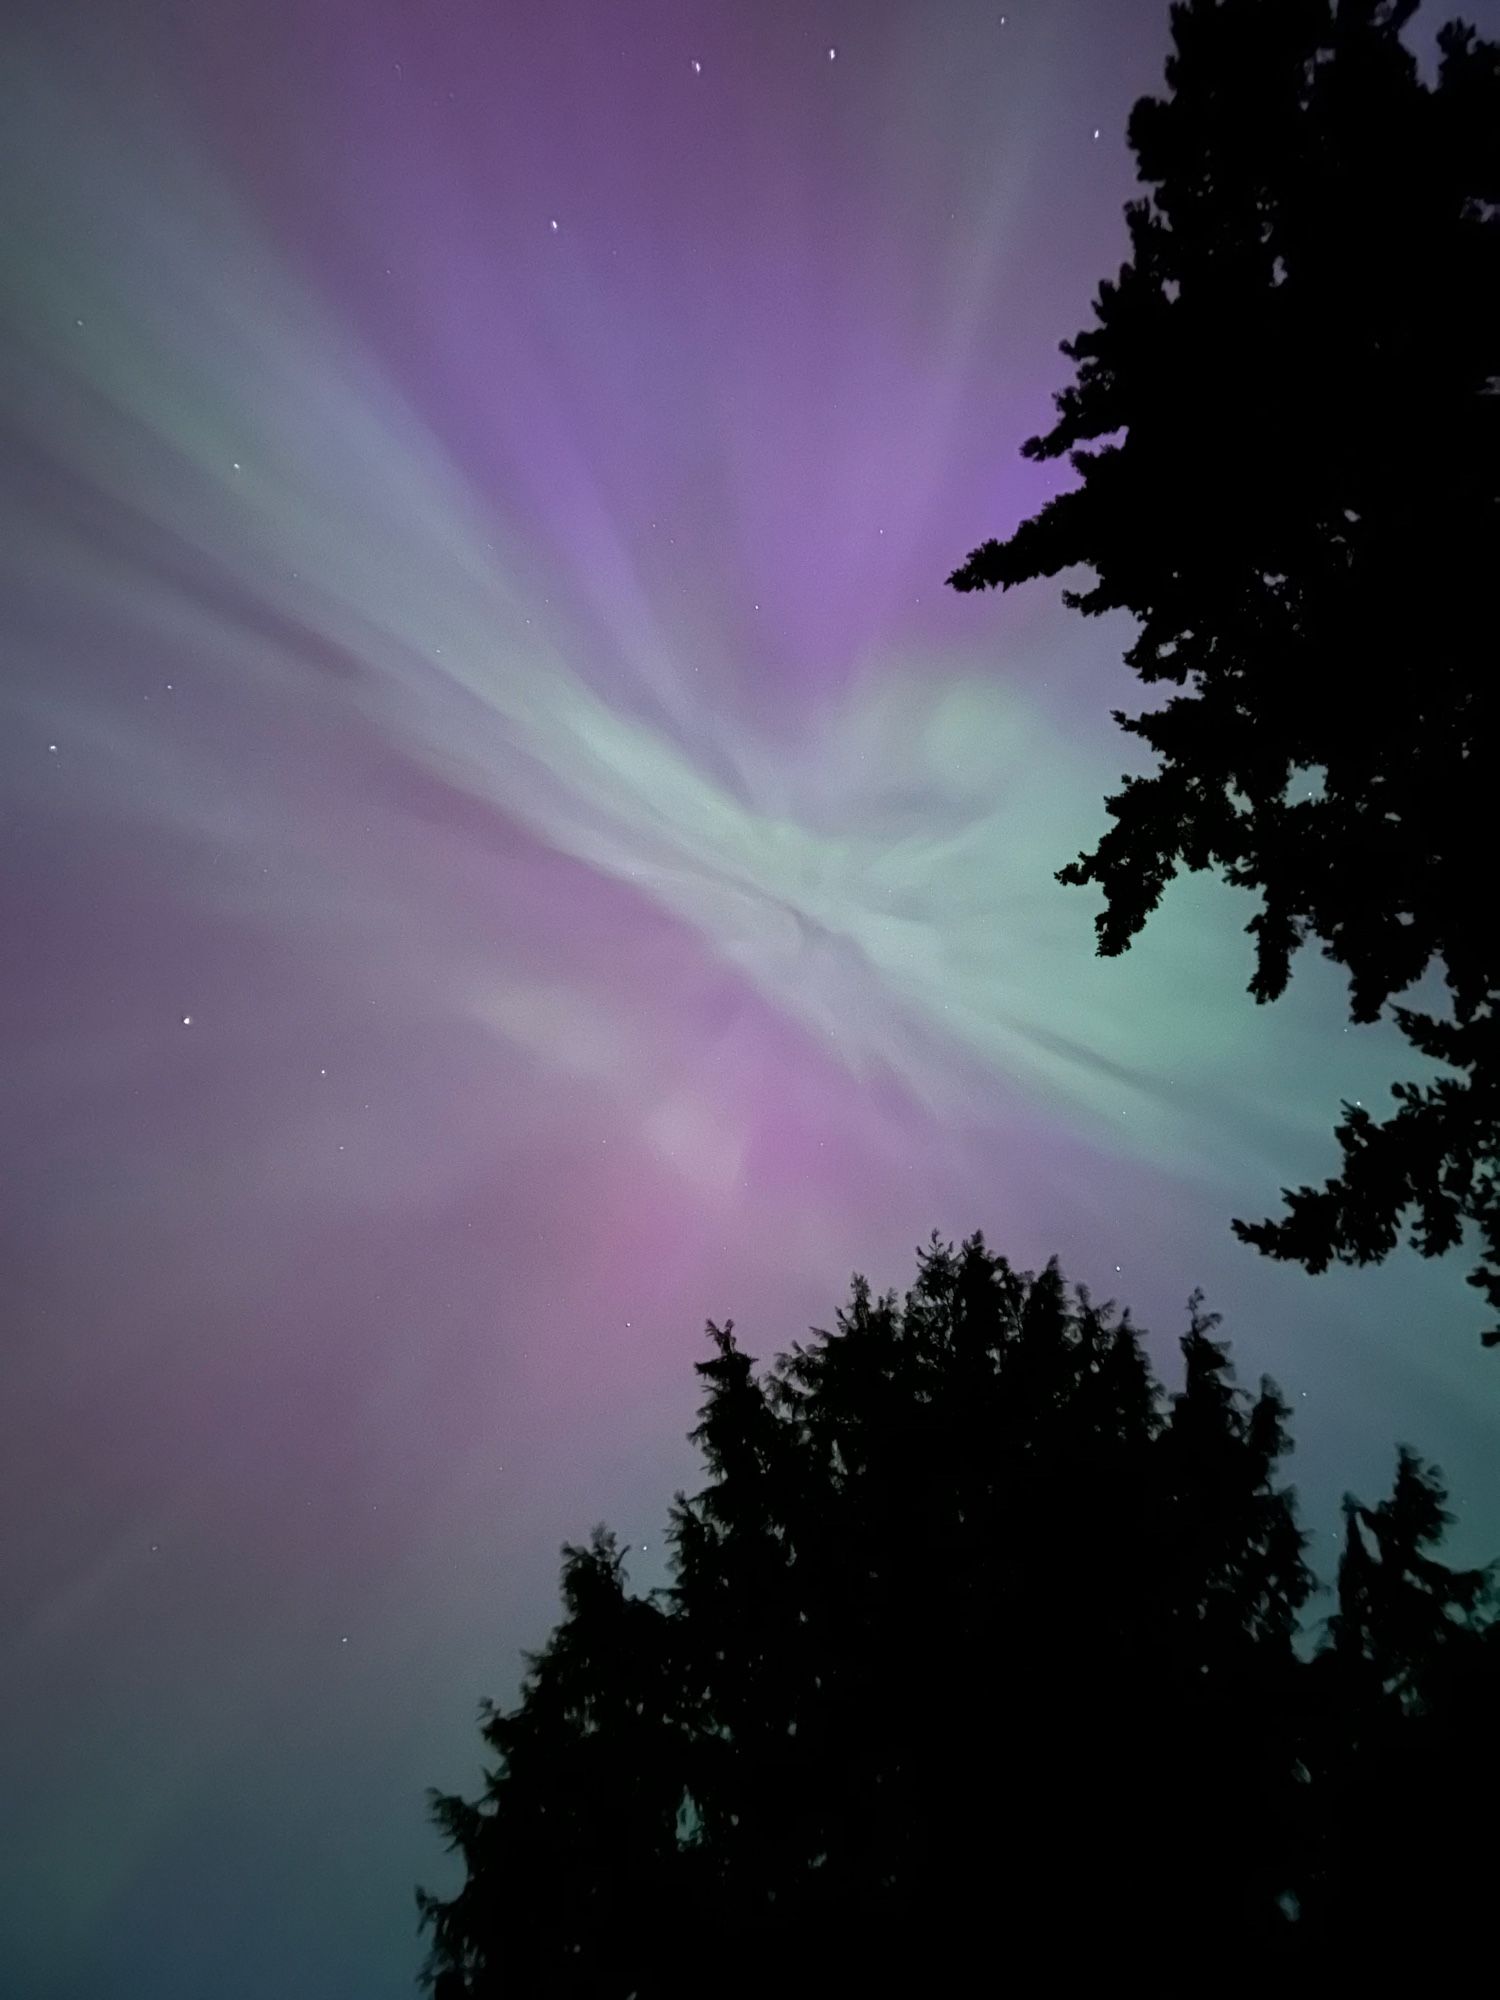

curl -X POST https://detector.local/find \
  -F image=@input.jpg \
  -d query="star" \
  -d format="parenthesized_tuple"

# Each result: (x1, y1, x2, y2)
(827, 47, 837, 61)
(48, 742, 58, 754)
(180, 1014, 193, 1027)
(549, 217, 559, 232)
(1092, 127, 1101, 140)
(692, 59, 701, 74)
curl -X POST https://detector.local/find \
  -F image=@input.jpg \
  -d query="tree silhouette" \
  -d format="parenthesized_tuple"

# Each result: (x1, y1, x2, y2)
(417, 1234, 1494, 1991)
(948, 0, 1500, 1339)
(1298, 1446, 1494, 1954)
(415, 1527, 686, 1997)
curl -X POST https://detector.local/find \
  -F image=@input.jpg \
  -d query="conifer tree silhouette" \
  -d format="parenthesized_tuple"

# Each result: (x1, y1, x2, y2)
(949, 0, 1500, 1340)
(1298, 1447, 1493, 1953)
(417, 1235, 1495, 1993)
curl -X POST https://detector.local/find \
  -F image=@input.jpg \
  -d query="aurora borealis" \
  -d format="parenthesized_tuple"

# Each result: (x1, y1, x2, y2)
(3, 1, 1498, 1993)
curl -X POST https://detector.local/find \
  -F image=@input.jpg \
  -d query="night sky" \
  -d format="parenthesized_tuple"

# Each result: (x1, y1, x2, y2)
(3, 2, 1498, 1994)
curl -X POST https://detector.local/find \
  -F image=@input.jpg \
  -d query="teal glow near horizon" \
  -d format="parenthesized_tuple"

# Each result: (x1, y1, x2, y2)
(2, 4, 1496, 1996)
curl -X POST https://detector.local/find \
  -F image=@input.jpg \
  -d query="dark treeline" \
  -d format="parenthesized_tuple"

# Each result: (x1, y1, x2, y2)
(418, 1235, 1497, 1994)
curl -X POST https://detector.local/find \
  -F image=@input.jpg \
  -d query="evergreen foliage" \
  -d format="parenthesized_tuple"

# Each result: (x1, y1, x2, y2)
(419, 1235, 1496, 1992)
(949, 0, 1500, 1340)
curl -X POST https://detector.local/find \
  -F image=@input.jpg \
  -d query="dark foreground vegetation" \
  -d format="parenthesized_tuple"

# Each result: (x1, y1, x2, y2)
(953, 0, 1500, 1342)
(419, 1235, 1497, 1994)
